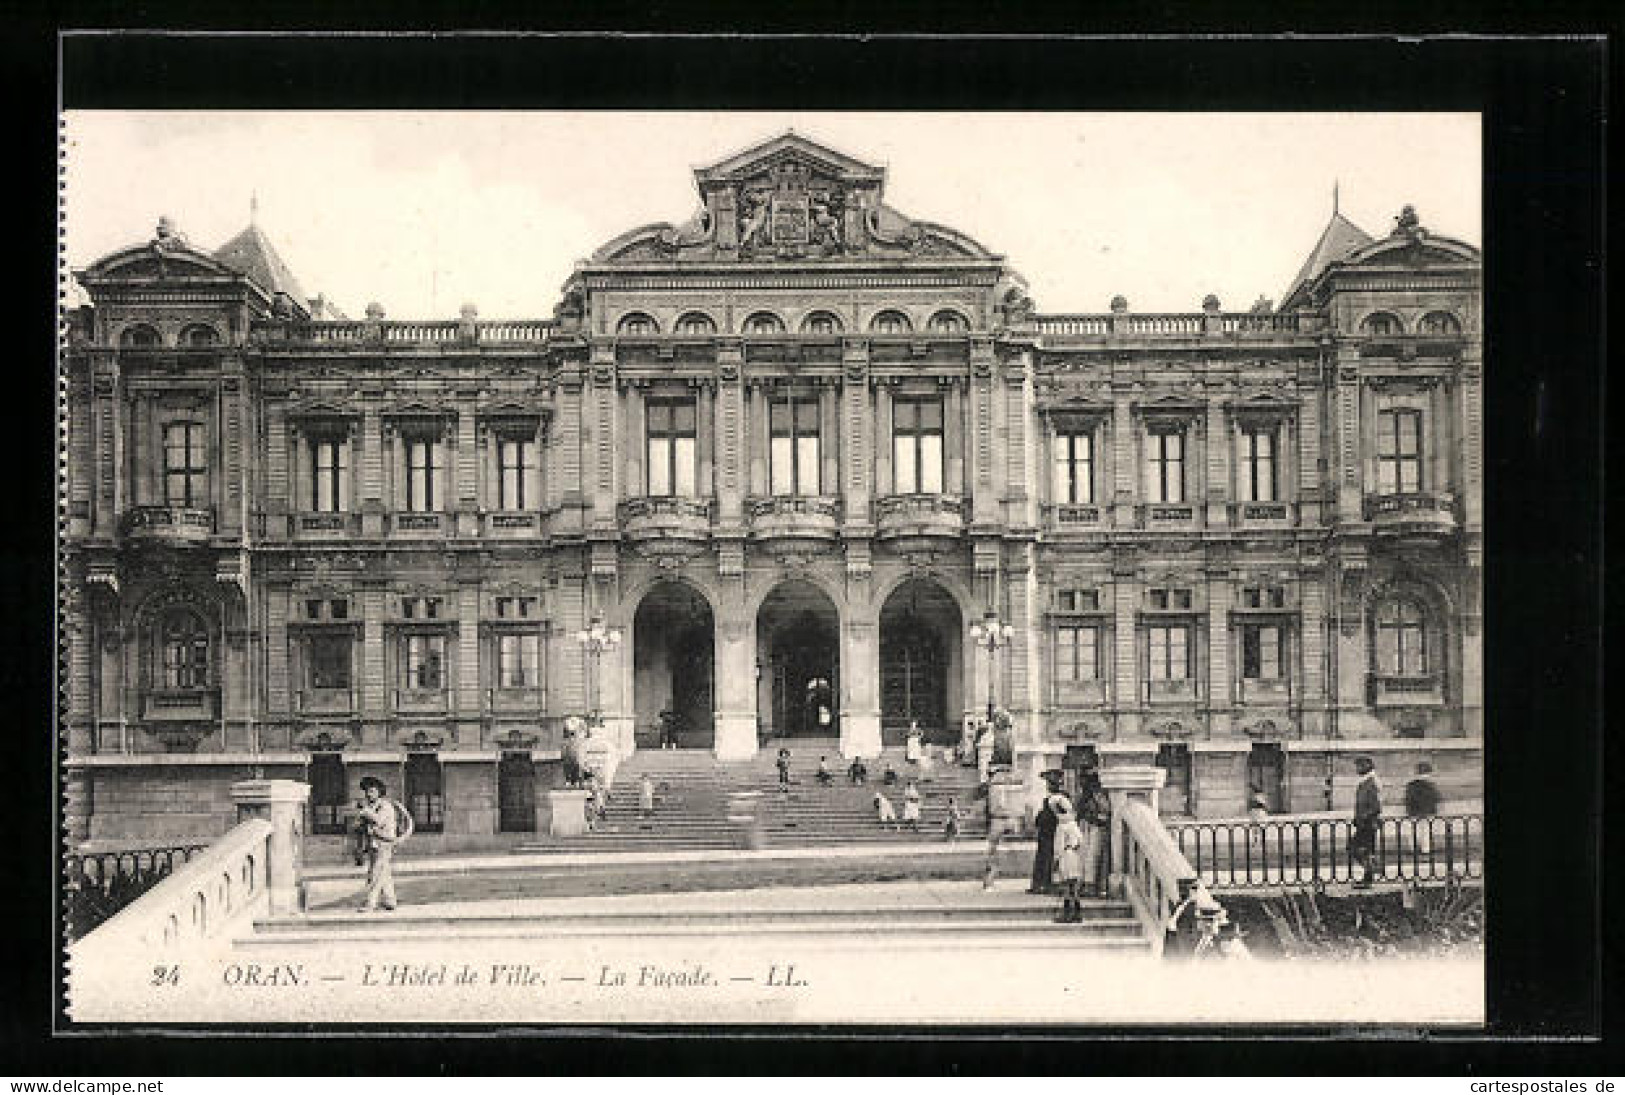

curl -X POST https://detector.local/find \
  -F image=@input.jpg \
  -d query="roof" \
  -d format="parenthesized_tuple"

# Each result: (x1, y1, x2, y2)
(213, 223, 307, 304)
(1283, 211, 1373, 305)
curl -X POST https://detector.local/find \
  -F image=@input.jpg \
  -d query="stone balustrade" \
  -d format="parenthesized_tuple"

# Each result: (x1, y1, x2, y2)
(1033, 312, 1313, 342)
(251, 319, 558, 346)
(746, 495, 841, 548)
(1363, 491, 1459, 536)
(873, 493, 966, 551)
(122, 504, 213, 544)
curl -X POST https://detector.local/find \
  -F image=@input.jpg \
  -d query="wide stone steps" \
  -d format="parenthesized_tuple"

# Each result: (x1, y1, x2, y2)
(527, 745, 991, 853)
(248, 897, 1147, 950)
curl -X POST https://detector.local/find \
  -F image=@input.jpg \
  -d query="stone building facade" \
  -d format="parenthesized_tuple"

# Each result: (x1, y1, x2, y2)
(61, 134, 1482, 848)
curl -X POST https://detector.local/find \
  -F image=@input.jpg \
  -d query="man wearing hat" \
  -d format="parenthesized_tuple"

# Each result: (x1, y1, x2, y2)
(1351, 757, 1382, 888)
(1404, 760, 1442, 857)
(1028, 769, 1066, 894)
(356, 776, 412, 912)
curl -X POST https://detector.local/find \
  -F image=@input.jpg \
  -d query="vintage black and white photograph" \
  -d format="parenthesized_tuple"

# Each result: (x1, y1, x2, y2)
(59, 109, 1485, 1026)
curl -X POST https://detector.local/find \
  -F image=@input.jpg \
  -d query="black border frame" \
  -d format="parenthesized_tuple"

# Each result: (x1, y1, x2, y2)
(4, 27, 1611, 1075)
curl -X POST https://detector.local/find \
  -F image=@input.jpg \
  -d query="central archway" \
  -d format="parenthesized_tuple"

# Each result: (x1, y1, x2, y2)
(633, 581, 715, 749)
(879, 577, 964, 747)
(755, 580, 841, 742)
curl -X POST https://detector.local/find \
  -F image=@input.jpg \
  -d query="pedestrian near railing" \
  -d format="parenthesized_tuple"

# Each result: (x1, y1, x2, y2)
(1170, 813, 1483, 890)
(65, 842, 210, 940)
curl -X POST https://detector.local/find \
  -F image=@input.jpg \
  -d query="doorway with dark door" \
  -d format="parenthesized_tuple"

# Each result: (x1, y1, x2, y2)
(878, 578, 964, 747)
(756, 580, 840, 741)
(632, 581, 716, 748)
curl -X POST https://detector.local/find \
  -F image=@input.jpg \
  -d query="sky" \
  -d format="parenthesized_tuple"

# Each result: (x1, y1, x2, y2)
(61, 112, 1480, 319)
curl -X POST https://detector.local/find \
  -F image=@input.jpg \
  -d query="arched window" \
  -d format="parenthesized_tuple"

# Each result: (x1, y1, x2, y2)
(159, 608, 210, 690)
(1375, 598, 1429, 677)
(617, 313, 658, 336)
(120, 324, 162, 349)
(1360, 312, 1403, 337)
(179, 324, 220, 347)
(675, 312, 717, 336)
(1418, 311, 1462, 336)
(869, 310, 912, 335)
(744, 312, 786, 336)
(927, 309, 969, 334)
(801, 311, 842, 335)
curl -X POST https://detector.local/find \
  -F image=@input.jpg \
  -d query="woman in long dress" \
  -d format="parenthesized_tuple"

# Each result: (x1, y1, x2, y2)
(902, 780, 922, 831)
(1052, 799, 1085, 923)
(905, 721, 923, 764)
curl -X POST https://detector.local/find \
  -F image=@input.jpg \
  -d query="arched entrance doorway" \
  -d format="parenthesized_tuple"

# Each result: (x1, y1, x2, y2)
(633, 582, 715, 749)
(756, 580, 840, 742)
(879, 578, 964, 747)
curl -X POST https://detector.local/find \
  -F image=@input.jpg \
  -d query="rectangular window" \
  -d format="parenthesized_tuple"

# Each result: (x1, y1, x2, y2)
(163, 421, 208, 506)
(308, 633, 351, 691)
(311, 437, 349, 512)
(1052, 431, 1094, 504)
(1241, 624, 1285, 681)
(647, 400, 697, 497)
(1056, 625, 1099, 682)
(1148, 625, 1190, 681)
(1377, 408, 1424, 494)
(1145, 427, 1185, 503)
(403, 634, 445, 691)
(161, 630, 208, 689)
(498, 438, 537, 510)
(405, 438, 437, 511)
(498, 632, 541, 689)
(893, 398, 944, 494)
(1239, 426, 1278, 503)
(770, 396, 821, 495)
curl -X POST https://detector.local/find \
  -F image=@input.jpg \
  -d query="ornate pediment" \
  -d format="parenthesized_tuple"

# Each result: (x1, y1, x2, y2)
(589, 132, 995, 265)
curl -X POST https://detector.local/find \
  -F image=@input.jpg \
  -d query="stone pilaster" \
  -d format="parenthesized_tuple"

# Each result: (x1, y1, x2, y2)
(839, 619, 881, 758)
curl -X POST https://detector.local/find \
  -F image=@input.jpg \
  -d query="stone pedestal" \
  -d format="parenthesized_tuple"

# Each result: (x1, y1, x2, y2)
(713, 713, 758, 761)
(1098, 765, 1166, 899)
(231, 779, 311, 916)
(548, 789, 591, 836)
(839, 710, 882, 759)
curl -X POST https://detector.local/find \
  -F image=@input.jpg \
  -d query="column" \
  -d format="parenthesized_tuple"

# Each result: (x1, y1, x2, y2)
(1206, 572, 1231, 732)
(1112, 570, 1138, 731)
(1430, 380, 1451, 496)
(1098, 765, 1166, 899)
(456, 585, 481, 738)
(692, 384, 710, 497)
(945, 379, 965, 495)
(265, 403, 289, 534)
(839, 620, 882, 758)
(1299, 580, 1328, 737)
(713, 613, 758, 762)
(820, 381, 838, 496)
(1204, 399, 1227, 526)
(455, 403, 478, 534)
(1112, 393, 1135, 525)
(231, 780, 311, 917)
(266, 586, 291, 717)
(1335, 355, 1363, 522)
(622, 385, 642, 498)
(840, 341, 872, 514)
(714, 371, 745, 523)
(874, 383, 893, 496)
(747, 381, 768, 496)
(360, 587, 388, 724)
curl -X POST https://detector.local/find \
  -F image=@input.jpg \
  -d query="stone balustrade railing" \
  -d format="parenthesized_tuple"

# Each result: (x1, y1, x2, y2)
(1099, 764, 1216, 958)
(69, 781, 310, 969)
(70, 817, 272, 963)
(250, 319, 559, 346)
(1033, 312, 1314, 339)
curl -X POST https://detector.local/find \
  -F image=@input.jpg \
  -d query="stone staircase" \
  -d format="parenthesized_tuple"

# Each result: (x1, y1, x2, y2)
(248, 884, 1150, 954)
(520, 740, 991, 853)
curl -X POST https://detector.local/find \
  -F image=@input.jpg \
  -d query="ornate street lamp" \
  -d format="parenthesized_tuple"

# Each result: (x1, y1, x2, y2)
(575, 615, 623, 726)
(969, 612, 1016, 721)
